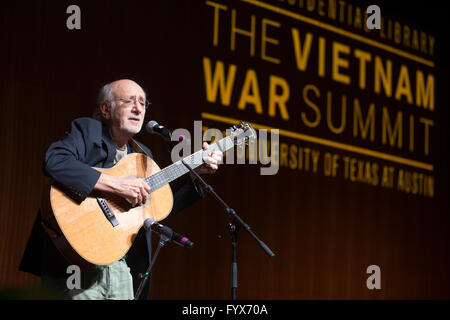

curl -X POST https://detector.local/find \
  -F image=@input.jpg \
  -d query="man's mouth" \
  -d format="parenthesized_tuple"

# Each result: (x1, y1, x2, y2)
(128, 117, 141, 123)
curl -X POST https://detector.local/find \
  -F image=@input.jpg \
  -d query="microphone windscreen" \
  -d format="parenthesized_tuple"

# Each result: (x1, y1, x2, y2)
(146, 120, 159, 133)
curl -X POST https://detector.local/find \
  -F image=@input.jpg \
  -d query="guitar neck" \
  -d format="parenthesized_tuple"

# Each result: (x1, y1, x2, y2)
(144, 136, 234, 191)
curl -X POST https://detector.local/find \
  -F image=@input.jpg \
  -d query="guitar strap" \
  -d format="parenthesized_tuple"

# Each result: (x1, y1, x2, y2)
(129, 139, 148, 157)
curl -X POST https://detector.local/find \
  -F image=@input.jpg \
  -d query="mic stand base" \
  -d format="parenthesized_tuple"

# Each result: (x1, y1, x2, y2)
(181, 159, 275, 300)
(228, 222, 240, 300)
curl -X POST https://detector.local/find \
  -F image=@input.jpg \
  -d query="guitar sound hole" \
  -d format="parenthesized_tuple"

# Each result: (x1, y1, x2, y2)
(104, 194, 151, 211)
(104, 194, 132, 212)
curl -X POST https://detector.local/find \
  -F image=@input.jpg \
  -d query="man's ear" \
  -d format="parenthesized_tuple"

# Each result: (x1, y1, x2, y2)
(100, 102, 111, 119)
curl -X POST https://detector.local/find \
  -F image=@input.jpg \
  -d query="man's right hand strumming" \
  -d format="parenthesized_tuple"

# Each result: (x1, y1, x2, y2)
(94, 173, 151, 207)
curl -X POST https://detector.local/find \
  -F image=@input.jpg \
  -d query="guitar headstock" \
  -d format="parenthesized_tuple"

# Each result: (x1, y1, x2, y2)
(229, 122, 257, 146)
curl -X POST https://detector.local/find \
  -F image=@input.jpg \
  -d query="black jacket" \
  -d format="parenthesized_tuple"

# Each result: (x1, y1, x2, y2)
(19, 117, 203, 298)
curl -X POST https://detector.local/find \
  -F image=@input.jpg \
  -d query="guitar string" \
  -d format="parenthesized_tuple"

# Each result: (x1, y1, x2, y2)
(143, 136, 233, 192)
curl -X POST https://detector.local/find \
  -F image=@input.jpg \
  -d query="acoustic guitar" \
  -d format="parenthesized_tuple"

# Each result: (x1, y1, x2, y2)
(41, 122, 256, 270)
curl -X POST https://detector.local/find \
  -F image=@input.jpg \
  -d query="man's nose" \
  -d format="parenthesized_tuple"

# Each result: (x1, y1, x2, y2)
(131, 103, 144, 114)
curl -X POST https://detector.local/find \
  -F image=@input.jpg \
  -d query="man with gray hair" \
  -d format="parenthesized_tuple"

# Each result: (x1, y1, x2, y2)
(19, 79, 223, 299)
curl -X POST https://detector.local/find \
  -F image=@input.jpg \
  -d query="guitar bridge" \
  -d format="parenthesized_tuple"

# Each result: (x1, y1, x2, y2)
(96, 197, 119, 227)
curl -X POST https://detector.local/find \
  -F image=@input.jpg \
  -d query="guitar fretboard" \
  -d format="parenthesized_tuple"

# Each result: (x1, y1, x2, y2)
(144, 136, 234, 192)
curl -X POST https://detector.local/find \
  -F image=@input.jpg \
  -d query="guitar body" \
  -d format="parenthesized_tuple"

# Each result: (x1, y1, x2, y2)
(41, 153, 173, 270)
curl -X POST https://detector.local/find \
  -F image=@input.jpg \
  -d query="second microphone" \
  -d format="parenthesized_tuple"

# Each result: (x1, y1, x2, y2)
(143, 218, 195, 248)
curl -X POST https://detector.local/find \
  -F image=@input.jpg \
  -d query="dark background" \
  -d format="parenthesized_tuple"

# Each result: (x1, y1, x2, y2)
(0, 0, 449, 299)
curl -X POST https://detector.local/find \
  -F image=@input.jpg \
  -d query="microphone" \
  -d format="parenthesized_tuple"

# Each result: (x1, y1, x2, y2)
(146, 120, 172, 142)
(143, 218, 195, 248)
(146, 120, 189, 147)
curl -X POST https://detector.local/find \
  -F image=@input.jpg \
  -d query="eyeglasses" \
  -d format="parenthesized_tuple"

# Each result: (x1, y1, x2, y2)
(115, 96, 151, 110)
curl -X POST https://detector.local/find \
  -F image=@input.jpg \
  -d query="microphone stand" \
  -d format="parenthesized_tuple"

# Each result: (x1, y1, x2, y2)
(135, 134, 186, 300)
(181, 159, 275, 300)
(134, 232, 171, 300)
